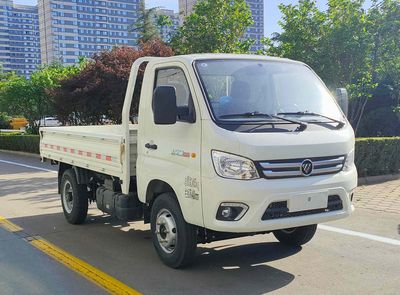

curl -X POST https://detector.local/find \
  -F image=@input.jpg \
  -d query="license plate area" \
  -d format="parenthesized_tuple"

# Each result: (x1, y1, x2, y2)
(288, 191, 328, 212)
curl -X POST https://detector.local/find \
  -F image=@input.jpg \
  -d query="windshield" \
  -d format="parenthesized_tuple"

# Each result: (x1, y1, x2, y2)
(195, 59, 344, 122)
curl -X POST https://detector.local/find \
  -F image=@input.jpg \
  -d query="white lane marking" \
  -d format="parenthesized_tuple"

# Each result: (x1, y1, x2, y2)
(319, 224, 400, 246)
(0, 159, 57, 174)
(43, 181, 59, 185)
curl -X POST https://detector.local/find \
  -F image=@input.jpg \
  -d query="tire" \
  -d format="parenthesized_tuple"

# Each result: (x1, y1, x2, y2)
(60, 169, 88, 224)
(150, 193, 197, 268)
(273, 224, 317, 246)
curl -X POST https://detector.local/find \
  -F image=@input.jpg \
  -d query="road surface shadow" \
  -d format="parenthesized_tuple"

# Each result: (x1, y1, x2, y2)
(7, 212, 299, 295)
(0, 177, 57, 197)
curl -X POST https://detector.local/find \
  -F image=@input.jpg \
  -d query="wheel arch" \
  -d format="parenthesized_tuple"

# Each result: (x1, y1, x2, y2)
(143, 179, 178, 223)
(58, 164, 90, 193)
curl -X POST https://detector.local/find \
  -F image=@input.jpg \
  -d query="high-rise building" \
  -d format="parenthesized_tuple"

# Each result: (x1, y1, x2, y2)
(246, 0, 264, 51)
(154, 8, 179, 42)
(178, 0, 264, 51)
(178, 0, 196, 23)
(0, 0, 41, 77)
(38, 0, 140, 65)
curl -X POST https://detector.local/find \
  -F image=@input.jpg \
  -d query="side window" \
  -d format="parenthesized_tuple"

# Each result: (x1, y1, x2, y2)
(155, 68, 196, 123)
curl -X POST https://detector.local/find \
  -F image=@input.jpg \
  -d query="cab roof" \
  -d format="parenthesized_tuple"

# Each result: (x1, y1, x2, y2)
(152, 53, 303, 66)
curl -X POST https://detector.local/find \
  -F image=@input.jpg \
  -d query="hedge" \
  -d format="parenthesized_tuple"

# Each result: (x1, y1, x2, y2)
(0, 134, 399, 177)
(355, 137, 400, 177)
(0, 134, 40, 154)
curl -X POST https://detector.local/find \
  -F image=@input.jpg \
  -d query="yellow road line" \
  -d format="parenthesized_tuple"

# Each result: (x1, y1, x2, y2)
(0, 216, 23, 232)
(0, 216, 141, 295)
(30, 238, 142, 295)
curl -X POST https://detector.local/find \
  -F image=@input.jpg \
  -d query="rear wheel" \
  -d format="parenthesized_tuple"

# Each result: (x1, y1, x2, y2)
(273, 224, 317, 246)
(150, 193, 197, 268)
(60, 169, 88, 224)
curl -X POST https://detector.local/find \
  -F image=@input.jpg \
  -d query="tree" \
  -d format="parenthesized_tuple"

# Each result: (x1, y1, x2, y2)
(352, 0, 400, 136)
(368, 0, 400, 110)
(0, 112, 11, 129)
(264, 0, 381, 134)
(264, 0, 326, 67)
(51, 40, 174, 125)
(130, 0, 160, 43)
(0, 63, 83, 133)
(170, 0, 254, 54)
(129, 1, 176, 44)
(156, 14, 173, 29)
(155, 11, 174, 42)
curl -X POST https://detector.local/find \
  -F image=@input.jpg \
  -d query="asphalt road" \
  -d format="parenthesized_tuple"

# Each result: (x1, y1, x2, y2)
(0, 151, 399, 294)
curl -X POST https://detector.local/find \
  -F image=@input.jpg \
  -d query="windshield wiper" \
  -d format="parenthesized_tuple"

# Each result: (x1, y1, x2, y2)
(270, 114, 307, 131)
(219, 112, 307, 131)
(277, 112, 345, 129)
(219, 112, 273, 119)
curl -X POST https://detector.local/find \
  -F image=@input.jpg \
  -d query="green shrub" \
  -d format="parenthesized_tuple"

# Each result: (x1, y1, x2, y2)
(0, 112, 11, 129)
(0, 132, 23, 136)
(355, 137, 400, 177)
(0, 134, 40, 154)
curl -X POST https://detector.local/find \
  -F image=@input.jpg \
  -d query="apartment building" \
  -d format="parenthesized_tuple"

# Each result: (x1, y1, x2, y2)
(38, 0, 140, 65)
(0, 0, 41, 77)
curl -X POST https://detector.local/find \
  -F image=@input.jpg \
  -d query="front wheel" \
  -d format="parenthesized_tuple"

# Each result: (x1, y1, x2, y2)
(60, 169, 88, 224)
(150, 193, 197, 268)
(273, 224, 317, 246)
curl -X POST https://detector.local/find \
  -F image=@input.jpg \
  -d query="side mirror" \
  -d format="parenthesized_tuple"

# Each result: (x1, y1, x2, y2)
(153, 86, 177, 125)
(336, 88, 349, 117)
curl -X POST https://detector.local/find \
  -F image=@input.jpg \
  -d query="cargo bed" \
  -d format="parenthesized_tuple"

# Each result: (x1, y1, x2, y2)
(40, 125, 138, 178)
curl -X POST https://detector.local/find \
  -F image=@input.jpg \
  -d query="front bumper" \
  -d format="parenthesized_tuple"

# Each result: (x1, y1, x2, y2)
(202, 165, 357, 233)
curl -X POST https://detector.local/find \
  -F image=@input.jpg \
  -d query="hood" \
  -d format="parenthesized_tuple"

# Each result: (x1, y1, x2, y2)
(234, 125, 355, 161)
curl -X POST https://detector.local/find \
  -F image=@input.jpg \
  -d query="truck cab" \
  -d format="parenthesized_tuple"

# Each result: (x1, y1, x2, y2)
(40, 54, 357, 268)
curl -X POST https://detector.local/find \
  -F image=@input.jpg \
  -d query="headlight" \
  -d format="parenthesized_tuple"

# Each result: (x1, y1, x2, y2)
(343, 149, 355, 171)
(211, 151, 259, 180)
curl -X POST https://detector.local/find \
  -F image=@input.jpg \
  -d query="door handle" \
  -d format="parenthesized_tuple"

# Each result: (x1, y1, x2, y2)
(145, 143, 158, 150)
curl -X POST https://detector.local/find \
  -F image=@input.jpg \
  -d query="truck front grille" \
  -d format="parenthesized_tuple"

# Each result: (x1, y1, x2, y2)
(257, 155, 345, 179)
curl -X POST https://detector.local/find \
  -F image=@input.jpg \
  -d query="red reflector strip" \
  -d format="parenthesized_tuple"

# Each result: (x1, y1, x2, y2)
(42, 144, 111, 162)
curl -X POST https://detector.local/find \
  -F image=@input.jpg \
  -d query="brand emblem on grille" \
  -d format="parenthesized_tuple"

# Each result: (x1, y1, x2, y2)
(301, 159, 313, 176)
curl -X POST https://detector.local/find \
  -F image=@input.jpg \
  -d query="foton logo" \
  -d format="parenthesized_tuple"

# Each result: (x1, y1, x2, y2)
(301, 159, 313, 176)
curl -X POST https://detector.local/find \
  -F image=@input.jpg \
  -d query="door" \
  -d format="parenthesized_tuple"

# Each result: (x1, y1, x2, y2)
(137, 62, 203, 227)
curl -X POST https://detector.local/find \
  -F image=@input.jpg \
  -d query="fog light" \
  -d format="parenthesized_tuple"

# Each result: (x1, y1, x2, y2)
(221, 207, 232, 218)
(216, 203, 249, 221)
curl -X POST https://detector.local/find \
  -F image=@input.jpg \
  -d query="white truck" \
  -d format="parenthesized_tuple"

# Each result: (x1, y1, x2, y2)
(40, 54, 357, 268)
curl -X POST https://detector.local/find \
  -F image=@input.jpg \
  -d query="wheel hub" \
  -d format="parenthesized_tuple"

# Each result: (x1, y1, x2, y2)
(155, 209, 177, 254)
(62, 180, 74, 214)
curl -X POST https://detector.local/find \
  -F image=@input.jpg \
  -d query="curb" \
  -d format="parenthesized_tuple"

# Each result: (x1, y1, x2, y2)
(358, 174, 400, 185)
(0, 149, 41, 159)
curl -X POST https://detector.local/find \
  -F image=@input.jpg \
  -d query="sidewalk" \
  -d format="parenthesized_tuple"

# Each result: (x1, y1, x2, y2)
(355, 179, 400, 214)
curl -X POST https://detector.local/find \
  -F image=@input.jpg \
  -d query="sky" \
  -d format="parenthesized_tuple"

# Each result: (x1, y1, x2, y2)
(14, 0, 373, 36)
